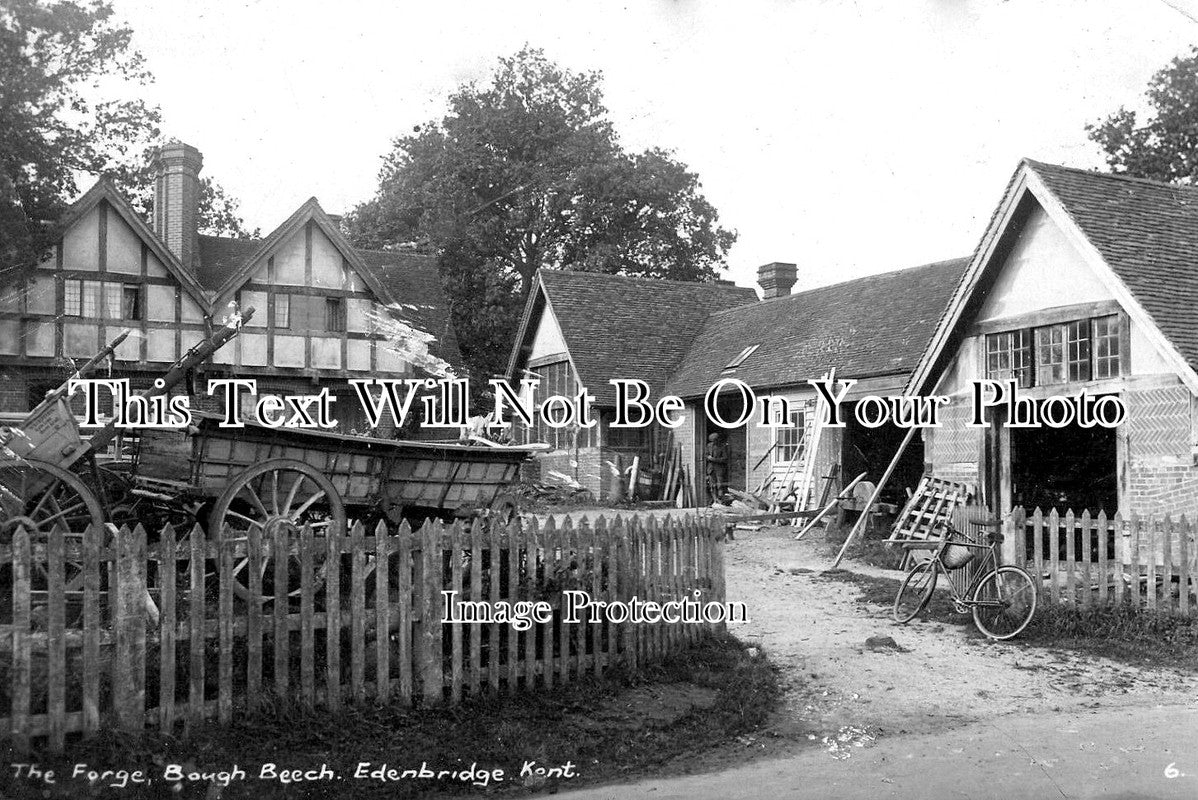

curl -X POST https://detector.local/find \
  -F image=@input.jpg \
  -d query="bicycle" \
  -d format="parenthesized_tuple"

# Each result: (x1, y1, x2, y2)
(892, 521, 1037, 640)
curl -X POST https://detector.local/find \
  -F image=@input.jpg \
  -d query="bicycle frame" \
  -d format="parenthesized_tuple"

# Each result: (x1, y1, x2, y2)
(929, 536, 999, 607)
(902, 526, 1006, 608)
(894, 523, 1037, 639)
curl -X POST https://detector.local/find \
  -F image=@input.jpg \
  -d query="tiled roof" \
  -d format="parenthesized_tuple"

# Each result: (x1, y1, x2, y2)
(197, 235, 259, 292)
(357, 249, 462, 369)
(535, 270, 758, 405)
(1026, 160, 1198, 371)
(196, 236, 461, 370)
(663, 258, 970, 398)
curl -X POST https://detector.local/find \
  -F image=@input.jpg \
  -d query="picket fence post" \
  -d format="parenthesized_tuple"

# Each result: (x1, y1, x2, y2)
(113, 524, 146, 732)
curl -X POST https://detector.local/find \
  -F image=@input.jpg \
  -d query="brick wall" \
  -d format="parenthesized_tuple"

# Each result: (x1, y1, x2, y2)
(1126, 464, 1198, 517)
(0, 367, 168, 415)
(1124, 383, 1198, 516)
(0, 367, 31, 413)
(925, 402, 981, 488)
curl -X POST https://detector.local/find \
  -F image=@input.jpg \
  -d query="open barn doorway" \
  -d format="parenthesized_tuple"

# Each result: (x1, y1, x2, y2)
(1009, 411, 1117, 516)
(842, 406, 925, 507)
(697, 388, 749, 500)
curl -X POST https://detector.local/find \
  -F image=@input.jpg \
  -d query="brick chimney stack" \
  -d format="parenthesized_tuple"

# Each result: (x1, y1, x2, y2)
(757, 262, 797, 299)
(152, 142, 203, 271)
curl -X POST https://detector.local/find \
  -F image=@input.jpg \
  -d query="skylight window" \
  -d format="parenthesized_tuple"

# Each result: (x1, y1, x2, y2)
(723, 344, 760, 371)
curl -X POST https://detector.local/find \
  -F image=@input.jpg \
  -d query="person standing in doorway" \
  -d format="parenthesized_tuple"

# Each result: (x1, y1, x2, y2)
(705, 432, 730, 505)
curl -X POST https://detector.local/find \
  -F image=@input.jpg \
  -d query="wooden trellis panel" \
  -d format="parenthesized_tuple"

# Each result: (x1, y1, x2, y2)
(887, 476, 973, 543)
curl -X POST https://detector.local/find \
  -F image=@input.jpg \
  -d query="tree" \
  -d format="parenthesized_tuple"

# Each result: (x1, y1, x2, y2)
(1089, 46, 1198, 182)
(1, 0, 161, 279)
(347, 47, 736, 381)
(1, 1, 256, 285)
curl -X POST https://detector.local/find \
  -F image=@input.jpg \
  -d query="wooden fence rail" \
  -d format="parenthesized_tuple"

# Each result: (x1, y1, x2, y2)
(1005, 506, 1197, 616)
(0, 514, 726, 753)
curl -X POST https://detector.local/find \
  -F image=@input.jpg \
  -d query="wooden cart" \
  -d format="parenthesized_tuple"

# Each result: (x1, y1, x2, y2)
(127, 411, 537, 601)
(1, 317, 251, 548)
(2, 311, 538, 603)
(134, 411, 537, 530)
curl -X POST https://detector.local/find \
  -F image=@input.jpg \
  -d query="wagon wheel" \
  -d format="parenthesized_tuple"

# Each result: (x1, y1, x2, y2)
(0, 458, 107, 619)
(210, 459, 344, 604)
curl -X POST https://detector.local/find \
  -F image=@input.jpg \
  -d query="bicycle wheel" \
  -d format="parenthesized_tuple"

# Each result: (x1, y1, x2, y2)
(894, 558, 938, 623)
(971, 566, 1037, 640)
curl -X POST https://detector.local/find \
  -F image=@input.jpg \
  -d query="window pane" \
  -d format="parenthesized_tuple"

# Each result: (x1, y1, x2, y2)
(325, 298, 346, 332)
(275, 295, 290, 328)
(1014, 329, 1032, 387)
(1035, 326, 1065, 385)
(122, 286, 141, 320)
(103, 283, 122, 318)
(987, 330, 1033, 387)
(1067, 319, 1090, 381)
(775, 410, 805, 462)
(64, 280, 81, 316)
(1093, 315, 1121, 379)
(81, 281, 100, 317)
(1035, 321, 1093, 384)
(725, 343, 760, 370)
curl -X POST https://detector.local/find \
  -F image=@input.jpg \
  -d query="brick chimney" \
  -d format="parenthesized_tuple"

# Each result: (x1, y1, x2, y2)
(152, 142, 203, 271)
(757, 262, 797, 299)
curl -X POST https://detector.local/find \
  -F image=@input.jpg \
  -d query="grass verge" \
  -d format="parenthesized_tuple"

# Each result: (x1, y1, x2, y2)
(2, 633, 780, 800)
(818, 568, 1198, 672)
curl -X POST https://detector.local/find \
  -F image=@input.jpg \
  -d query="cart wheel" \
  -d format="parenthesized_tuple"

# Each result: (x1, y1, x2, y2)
(0, 458, 107, 619)
(210, 459, 345, 604)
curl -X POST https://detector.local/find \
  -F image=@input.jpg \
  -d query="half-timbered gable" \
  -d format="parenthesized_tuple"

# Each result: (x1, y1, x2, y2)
(206, 199, 426, 378)
(0, 180, 213, 412)
(0, 141, 461, 436)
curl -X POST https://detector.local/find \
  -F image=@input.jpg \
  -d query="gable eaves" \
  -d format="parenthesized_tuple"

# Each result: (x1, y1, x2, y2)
(906, 160, 1198, 398)
(1022, 166, 1198, 394)
(63, 179, 212, 312)
(211, 199, 398, 310)
(505, 272, 549, 380)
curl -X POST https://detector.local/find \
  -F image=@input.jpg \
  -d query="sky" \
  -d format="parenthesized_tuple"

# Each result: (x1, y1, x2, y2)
(108, 0, 1198, 292)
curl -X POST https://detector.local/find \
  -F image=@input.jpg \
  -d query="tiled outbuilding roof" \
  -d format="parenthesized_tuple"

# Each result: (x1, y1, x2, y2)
(530, 270, 758, 405)
(663, 258, 970, 398)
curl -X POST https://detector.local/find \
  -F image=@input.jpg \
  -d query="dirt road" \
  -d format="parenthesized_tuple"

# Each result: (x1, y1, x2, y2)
(557, 704, 1198, 799)
(726, 526, 1196, 744)
(550, 519, 1198, 798)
